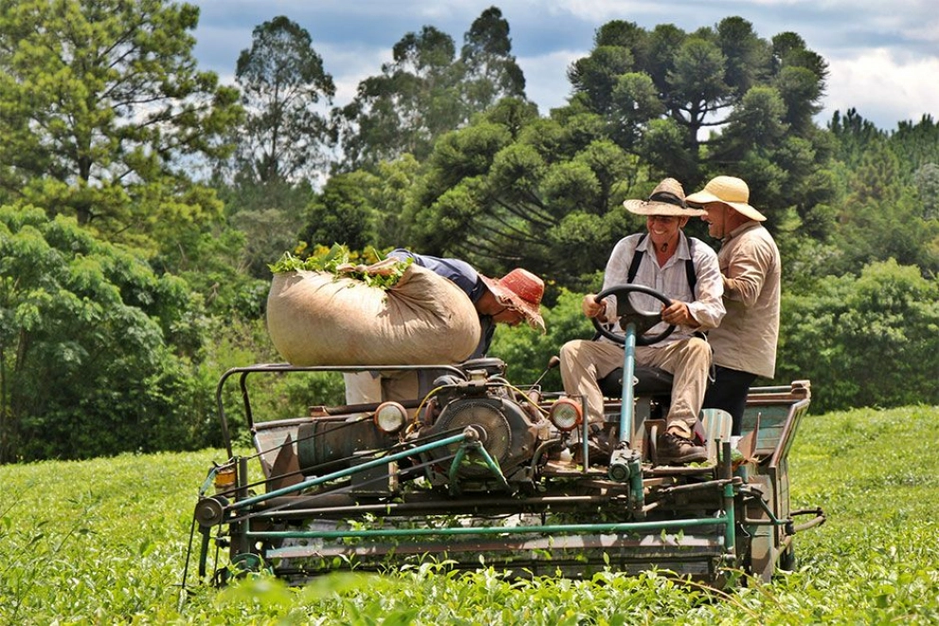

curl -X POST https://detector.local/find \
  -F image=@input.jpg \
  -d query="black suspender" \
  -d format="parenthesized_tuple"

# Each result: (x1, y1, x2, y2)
(625, 233, 646, 285)
(626, 233, 697, 297)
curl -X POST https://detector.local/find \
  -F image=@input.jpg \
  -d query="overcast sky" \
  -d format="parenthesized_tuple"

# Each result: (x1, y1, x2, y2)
(188, 0, 939, 131)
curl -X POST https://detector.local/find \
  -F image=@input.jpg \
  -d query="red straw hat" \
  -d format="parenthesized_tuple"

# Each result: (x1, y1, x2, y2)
(480, 268, 546, 332)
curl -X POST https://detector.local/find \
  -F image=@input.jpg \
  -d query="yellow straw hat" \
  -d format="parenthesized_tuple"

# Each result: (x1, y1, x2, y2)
(685, 176, 766, 221)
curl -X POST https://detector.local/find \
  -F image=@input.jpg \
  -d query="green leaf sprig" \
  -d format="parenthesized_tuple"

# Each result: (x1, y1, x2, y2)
(268, 244, 411, 290)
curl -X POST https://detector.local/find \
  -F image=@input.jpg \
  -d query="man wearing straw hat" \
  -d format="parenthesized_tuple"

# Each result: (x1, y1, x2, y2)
(686, 176, 781, 440)
(560, 178, 725, 465)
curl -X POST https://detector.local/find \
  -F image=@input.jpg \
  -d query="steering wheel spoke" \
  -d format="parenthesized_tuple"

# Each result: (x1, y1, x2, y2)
(592, 284, 676, 346)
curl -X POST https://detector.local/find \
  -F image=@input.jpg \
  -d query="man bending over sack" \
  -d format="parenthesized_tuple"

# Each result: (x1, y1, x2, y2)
(344, 248, 545, 404)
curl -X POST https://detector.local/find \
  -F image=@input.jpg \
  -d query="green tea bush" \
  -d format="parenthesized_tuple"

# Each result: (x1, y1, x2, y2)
(2, 406, 938, 624)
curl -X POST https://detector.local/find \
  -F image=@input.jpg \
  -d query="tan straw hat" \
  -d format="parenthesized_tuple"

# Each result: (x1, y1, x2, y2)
(685, 176, 766, 222)
(623, 178, 707, 217)
(480, 268, 546, 332)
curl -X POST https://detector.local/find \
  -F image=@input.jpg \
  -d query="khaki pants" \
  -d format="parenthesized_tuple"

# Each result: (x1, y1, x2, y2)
(559, 337, 711, 428)
(343, 371, 420, 405)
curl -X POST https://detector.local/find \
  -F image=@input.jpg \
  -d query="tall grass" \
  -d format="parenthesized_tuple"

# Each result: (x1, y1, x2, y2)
(2, 406, 938, 624)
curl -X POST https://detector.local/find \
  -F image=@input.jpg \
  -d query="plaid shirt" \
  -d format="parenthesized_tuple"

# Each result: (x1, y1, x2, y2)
(600, 231, 725, 345)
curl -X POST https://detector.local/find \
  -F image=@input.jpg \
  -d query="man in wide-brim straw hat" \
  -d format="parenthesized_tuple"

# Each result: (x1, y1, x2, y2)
(560, 178, 726, 465)
(686, 175, 780, 440)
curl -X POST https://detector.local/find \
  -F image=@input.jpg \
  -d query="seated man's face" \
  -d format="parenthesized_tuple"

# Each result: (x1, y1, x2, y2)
(646, 215, 685, 249)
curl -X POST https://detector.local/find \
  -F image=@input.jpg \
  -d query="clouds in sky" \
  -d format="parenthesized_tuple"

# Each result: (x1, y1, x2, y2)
(189, 0, 939, 129)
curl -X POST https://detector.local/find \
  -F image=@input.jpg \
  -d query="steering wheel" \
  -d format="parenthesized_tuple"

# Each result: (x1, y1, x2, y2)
(591, 284, 675, 346)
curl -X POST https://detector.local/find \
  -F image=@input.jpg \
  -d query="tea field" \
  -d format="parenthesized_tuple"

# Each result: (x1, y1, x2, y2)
(2, 405, 938, 625)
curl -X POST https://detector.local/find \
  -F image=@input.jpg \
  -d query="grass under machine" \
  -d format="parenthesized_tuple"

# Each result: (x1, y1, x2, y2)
(182, 285, 825, 588)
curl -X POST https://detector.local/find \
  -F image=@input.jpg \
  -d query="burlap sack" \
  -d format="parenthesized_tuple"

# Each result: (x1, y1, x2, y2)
(266, 264, 481, 365)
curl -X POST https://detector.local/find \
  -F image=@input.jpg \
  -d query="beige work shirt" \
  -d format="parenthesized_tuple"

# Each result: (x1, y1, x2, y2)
(708, 221, 780, 379)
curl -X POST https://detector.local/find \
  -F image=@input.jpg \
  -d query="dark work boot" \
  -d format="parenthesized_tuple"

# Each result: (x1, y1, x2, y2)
(658, 422, 707, 465)
(589, 423, 620, 456)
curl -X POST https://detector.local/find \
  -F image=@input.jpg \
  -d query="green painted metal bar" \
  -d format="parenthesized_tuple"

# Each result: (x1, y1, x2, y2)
(472, 443, 510, 490)
(448, 441, 510, 495)
(448, 445, 468, 487)
(723, 481, 736, 550)
(230, 432, 468, 510)
(721, 442, 736, 553)
(581, 406, 589, 468)
(246, 514, 729, 541)
(198, 466, 219, 497)
(742, 490, 788, 526)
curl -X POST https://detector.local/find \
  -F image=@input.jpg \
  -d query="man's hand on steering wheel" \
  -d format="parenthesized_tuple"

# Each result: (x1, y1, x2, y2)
(660, 301, 699, 328)
(582, 293, 605, 318)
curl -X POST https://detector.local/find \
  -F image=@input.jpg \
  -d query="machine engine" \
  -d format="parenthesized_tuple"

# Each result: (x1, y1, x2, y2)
(410, 375, 545, 488)
(287, 361, 553, 494)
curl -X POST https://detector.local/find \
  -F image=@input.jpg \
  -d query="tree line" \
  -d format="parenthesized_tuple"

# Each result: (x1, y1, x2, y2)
(1, 1, 938, 463)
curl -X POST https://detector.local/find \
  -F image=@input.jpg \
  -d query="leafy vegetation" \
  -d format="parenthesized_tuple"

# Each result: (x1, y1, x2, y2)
(333, 7, 525, 173)
(268, 244, 408, 290)
(0, 207, 211, 462)
(231, 16, 335, 185)
(2, 405, 938, 623)
(1, 1, 938, 464)
(0, 0, 242, 257)
(776, 259, 939, 413)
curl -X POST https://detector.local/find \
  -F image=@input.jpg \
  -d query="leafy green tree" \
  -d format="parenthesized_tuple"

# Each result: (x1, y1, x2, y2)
(824, 111, 939, 278)
(608, 72, 665, 150)
(711, 87, 788, 161)
(666, 35, 731, 158)
(370, 155, 425, 247)
(216, 179, 314, 281)
(913, 163, 939, 220)
(832, 142, 939, 275)
(402, 98, 641, 289)
(717, 16, 771, 95)
(232, 16, 335, 184)
(0, 0, 242, 263)
(333, 7, 527, 172)
(458, 6, 526, 113)
(299, 171, 380, 252)
(889, 114, 939, 184)
(777, 260, 939, 413)
(0, 207, 212, 463)
(770, 32, 827, 133)
(828, 108, 887, 168)
(299, 154, 425, 252)
(567, 22, 639, 115)
(333, 25, 458, 171)
(180, 15, 335, 297)
(564, 18, 829, 191)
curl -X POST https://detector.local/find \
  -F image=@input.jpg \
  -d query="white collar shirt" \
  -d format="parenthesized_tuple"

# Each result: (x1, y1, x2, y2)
(600, 231, 725, 345)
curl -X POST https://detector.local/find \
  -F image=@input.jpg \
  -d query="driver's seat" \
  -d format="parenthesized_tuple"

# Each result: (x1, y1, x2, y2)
(598, 365, 673, 397)
(598, 365, 674, 420)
